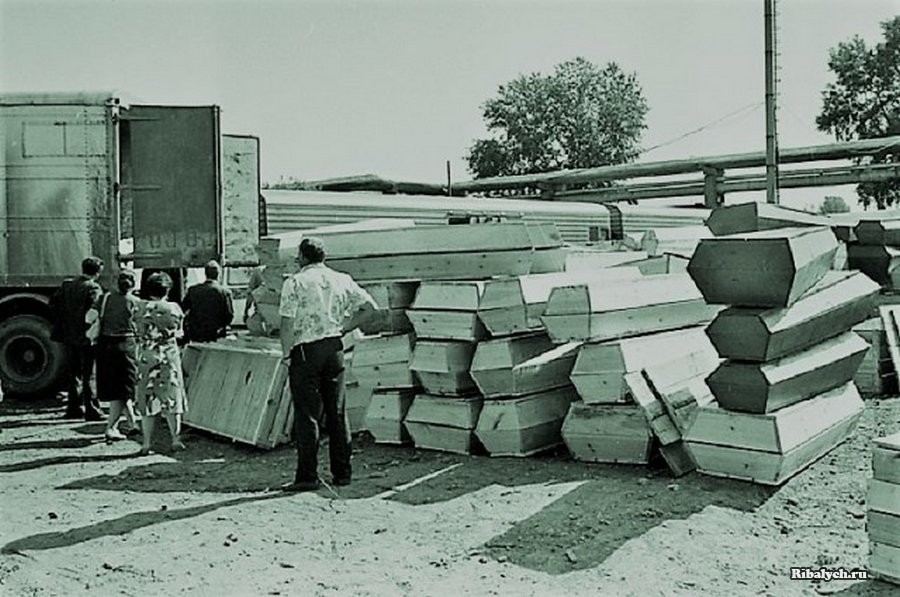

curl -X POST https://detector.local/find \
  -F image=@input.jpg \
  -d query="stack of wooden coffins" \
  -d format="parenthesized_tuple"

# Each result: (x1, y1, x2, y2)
(535, 272, 722, 466)
(684, 226, 878, 485)
(405, 281, 487, 454)
(846, 213, 900, 288)
(868, 432, 900, 585)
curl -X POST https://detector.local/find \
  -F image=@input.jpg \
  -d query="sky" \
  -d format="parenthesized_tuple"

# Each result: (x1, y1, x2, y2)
(2, 0, 898, 210)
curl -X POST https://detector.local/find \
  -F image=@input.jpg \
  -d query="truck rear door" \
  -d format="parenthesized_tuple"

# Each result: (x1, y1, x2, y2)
(221, 134, 260, 267)
(119, 105, 221, 268)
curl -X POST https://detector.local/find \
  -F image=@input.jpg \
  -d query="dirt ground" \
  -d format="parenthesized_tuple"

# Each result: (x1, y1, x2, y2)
(0, 393, 898, 597)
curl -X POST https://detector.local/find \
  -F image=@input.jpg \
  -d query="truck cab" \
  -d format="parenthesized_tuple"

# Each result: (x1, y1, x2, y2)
(0, 93, 259, 395)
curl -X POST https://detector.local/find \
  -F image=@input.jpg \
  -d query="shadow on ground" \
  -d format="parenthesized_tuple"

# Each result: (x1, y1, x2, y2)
(832, 579, 900, 596)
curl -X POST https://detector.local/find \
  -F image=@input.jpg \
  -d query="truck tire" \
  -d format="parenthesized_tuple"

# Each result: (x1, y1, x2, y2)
(0, 314, 66, 396)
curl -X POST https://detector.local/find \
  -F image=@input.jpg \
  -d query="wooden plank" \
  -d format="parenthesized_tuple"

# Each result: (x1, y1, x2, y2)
(868, 479, 900, 517)
(542, 273, 720, 343)
(471, 334, 579, 398)
(570, 327, 714, 404)
(475, 387, 578, 456)
(686, 408, 861, 485)
(477, 268, 643, 337)
(688, 226, 838, 307)
(870, 542, 900, 584)
(868, 511, 900, 549)
(847, 244, 900, 286)
(561, 401, 655, 464)
(705, 271, 880, 361)
(364, 390, 416, 444)
(705, 203, 831, 236)
(685, 382, 864, 453)
(706, 332, 869, 413)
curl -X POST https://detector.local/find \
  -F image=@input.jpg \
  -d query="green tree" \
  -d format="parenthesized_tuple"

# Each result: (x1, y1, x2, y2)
(818, 195, 851, 214)
(816, 16, 900, 208)
(466, 57, 649, 179)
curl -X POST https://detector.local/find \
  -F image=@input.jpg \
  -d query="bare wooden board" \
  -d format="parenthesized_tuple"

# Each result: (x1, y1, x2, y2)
(475, 386, 578, 456)
(868, 479, 900, 517)
(685, 398, 862, 486)
(685, 382, 864, 453)
(183, 344, 290, 449)
(471, 336, 581, 398)
(688, 227, 838, 307)
(561, 401, 655, 464)
(706, 332, 869, 413)
(569, 327, 714, 404)
(364, 390, 416, 444)
(542, 274, 720, 343)
(705, 203, 831, 236)
(705, 271, 880, 361)
(867, 511, 900, 549)
(477, 268, 643, 337)
(870, 542, 900, 585)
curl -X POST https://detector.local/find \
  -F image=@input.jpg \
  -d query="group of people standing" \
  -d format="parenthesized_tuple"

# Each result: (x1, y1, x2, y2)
(50, 258, 234, 455)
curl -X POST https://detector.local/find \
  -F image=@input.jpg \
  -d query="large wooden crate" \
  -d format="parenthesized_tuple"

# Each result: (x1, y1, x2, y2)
(183, 341, 292, 449)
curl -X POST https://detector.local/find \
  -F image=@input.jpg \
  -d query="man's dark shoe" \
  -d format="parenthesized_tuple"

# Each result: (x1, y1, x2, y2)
(332, 477, 351, 487)
(281, 480, 321, 493)
(63, 408, 84, 420)
(84, 409, 104, 422)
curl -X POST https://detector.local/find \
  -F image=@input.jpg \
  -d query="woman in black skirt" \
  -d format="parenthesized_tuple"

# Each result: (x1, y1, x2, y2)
(96, 269, 142, 442)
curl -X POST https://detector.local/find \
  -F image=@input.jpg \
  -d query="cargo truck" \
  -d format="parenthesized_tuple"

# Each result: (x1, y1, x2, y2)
(0, 92, 259, 395)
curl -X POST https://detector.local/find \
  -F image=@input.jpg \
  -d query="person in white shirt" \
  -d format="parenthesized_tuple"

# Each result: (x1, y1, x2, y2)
(278, 237, 378, 492)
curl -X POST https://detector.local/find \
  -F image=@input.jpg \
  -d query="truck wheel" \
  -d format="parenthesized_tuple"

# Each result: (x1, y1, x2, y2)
(0, 314, 66, 396)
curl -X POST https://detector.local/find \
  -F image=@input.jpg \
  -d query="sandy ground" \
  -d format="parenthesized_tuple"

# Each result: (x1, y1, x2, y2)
(1, 393, 899, 597)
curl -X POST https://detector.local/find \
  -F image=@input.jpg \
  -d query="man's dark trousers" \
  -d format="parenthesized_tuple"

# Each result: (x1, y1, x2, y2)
(64, 343, 100, 414)
(288, 337, 351, 483)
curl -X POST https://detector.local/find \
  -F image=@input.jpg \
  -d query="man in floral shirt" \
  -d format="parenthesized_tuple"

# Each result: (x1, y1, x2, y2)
(279, 237, 378, 491)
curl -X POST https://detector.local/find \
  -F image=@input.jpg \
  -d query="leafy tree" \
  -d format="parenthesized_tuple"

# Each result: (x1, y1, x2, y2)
(818, 195, 851, 214)
(466, 57, 649, 179)
(816, 16, 900, 208)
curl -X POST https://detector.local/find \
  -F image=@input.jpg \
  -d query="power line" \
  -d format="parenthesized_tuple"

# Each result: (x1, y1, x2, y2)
(640, 101, 764, 156)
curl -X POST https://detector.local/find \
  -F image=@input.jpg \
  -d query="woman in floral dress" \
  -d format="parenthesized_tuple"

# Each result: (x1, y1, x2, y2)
(136, 272, 187, 455)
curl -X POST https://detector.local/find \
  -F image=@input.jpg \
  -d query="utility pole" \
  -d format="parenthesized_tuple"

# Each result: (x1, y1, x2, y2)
(764, 0, 780, 204)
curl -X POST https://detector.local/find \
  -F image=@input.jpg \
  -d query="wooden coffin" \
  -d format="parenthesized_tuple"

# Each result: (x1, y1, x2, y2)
(829, 210, 900, 243)
(612, 254, 690, 276)
(526, 222, 566, 274)
(409, 340, 478, 396)
(705, 203, 830, 236)
(357, 281, 419, 335)
(564, 249, 649, 271)
(470, 334, 581, 398)
(848, 244, 900, 287)
(404, 394, 484, 454)
(541, 273, 720, 343)
(561, 402, 655, 464)
(350, 333, 418, 390)
(477, 268, 642, 337)
(257, 218, 418, 262)
(640, 225, 712, 258)
(706, 331, 868, 414)
(684, 382, 863, 485)
(855, 219, 900, 247)
(570, 326, 715, 404)
(364, 390, 416, 444)
(868, 465, 900, 583)
(641, 350, 720, 434)
(345, 381, 373, 433)
(704, 271, 880, 361)
(406, 280, 487, 341)
(688, 227, 838, 307)
(183, 342, 292, 449)
(475, 386, 578, 456)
